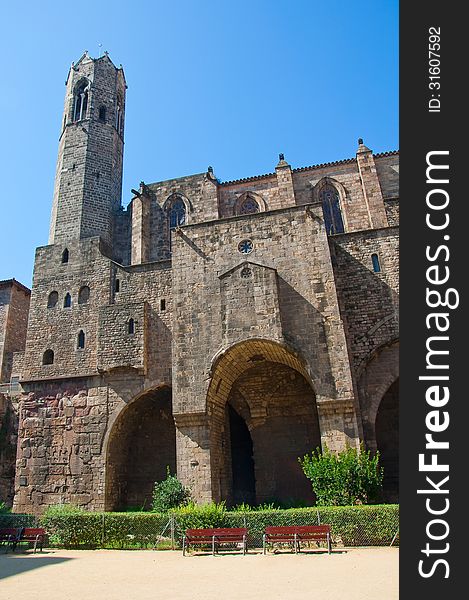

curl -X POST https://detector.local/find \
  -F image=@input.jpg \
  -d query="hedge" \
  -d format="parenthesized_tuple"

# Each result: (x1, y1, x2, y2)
(173, 504, 399, 547)
(3, 504, 399, 549)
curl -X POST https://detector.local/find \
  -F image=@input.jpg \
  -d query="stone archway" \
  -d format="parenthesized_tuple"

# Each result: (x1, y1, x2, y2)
(105, 386, 176, 511)
(375, 379, 399, 501)
(357, 341, 399, 502)
(207, 339, 321, 506)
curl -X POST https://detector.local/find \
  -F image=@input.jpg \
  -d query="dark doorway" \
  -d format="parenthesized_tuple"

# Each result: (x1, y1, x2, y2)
(375, 379, 399, 501)
(224, 362, 319, 506)
(228, 404, 256, 506)
(106, 387, 176, 511)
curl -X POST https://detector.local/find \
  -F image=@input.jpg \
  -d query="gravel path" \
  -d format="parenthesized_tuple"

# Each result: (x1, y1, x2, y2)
(0, 547, 398, 600)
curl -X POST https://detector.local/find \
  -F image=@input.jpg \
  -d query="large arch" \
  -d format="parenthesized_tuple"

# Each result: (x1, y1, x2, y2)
(375, 378, 399, 501)
(105, 386, 176, 511)
(357, 340, 399, 502)
(207, 339, 321, 506)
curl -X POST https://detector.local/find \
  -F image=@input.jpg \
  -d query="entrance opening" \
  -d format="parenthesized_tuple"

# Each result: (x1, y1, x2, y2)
(375, 378, 399, 501)
(216, 357, 320, 507)
(105, 386, 176, 511)
(228, 404, 256, 506)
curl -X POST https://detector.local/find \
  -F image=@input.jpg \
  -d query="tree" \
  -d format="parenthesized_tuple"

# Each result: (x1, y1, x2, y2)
(299, 444, 384, 506)
(151, 467, 191, 512)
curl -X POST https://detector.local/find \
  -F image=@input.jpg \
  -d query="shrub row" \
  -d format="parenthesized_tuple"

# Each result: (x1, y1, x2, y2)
(172, 504, 399, 547)
(3, 503, 399, 549)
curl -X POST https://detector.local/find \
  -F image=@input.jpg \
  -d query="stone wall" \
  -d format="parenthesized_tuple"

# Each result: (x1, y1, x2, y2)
(0, 281, 31, 384)
(0, 393, 19, 506)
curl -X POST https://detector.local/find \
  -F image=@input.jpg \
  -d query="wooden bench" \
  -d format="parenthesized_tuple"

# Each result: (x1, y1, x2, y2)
(182, 528, 248, 556)
(0, 528, 20, 552)
(263, 525, 332, 554)
(16, 528, 46, 553)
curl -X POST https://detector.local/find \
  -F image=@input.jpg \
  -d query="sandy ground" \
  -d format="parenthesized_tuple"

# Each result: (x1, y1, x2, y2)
(0, 547, 398, 600)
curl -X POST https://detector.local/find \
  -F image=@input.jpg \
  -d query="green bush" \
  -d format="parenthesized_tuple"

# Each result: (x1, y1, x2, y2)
(152, 468, 191, 512)
(299, 444, 384, 505)
(26, 502, 398, 549)
(41, 506, 170, 549)
(172, 501, 228, 539)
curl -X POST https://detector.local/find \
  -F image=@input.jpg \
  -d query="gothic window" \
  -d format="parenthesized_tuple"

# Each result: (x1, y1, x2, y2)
(47, 291, 58, 308)
(73, 81, 89, 122)
(128, 318, 135, 334)
(61, 248, 69, 263)
(169, 198, 186, 230)
(78, 286, 90, 304)
(239, 196, 260, 215)
(320, 185, 345, 235)
(77, 330, 85, 349)
(116, 95, 123, 135)
(99, 106, 106, 122)
(64, 293, 72, 308)
(372, 253, 381, 273)
(42, 349, 54, 365)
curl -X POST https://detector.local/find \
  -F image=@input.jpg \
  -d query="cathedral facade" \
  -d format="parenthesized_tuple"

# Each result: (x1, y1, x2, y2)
(8, 53, 399, 513)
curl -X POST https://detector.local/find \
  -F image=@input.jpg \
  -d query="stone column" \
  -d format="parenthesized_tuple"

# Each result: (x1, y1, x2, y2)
(356, 139, 388, 229)
(130, 184, 151, 265)
(316, 398, 361, 452)
(275, 154, 295, 206)
(174, 413, 213, 503)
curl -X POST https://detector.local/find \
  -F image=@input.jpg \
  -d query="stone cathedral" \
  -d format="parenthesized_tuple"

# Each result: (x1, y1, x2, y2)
(1, 53, 399, 514)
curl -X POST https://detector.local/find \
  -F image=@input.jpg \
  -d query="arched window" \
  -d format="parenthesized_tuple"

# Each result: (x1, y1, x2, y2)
(42, 349, 54, 365)
(320, 185, 345, 235)
(73, 80, 89, 122)
(372, 253, 381, 273)
(47, 291, 58, 308)
(61, 248, 69, 264)
(116, 95, 123, 134)
(78, 286, 90, 304)
(169, 198, 186, 230)
(77, 330, 85, 349)
(239, 196, 260, 215)
(128, 318, 135, 334)
(64, 293, 72, 308)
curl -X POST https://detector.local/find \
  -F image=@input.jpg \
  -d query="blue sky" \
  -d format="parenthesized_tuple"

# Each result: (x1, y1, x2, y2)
(0, 0, 398, 287)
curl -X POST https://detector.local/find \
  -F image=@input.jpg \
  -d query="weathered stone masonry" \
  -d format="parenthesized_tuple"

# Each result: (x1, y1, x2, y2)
(5, 52, 399, 513)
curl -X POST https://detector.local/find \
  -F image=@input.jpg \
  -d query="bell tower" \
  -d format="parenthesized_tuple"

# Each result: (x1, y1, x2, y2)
(48, 51, 126, 249)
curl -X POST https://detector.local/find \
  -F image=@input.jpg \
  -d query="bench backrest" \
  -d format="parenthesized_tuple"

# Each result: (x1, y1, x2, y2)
(265, 525, 331, 535)
(21, 528, 46, 539)
(0, 528, 19, 539)
(186, 527, 247, 538)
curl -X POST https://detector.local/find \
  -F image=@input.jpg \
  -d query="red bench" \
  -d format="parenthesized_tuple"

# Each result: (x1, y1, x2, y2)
(17, 528, 46, 553)
(0, 528, 20, 552)
(263, 525, 332, 554)
(182, 528, 248, 556)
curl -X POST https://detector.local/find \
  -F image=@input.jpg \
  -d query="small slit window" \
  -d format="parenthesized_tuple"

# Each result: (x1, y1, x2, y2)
(61, 248, 69, 263)
(77, 330, 85, 349)
(78, 286, 90, 304)
(99, 106, 106, 122)
(128, 318, 135, 334)
(64, 293, 72, 308)
(42, 349, 54, 365)
(47, 291, 58, 308)
(115, 278, 120, 293)
(160, 299, 166, 311)
(372, 253, 381, 273)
